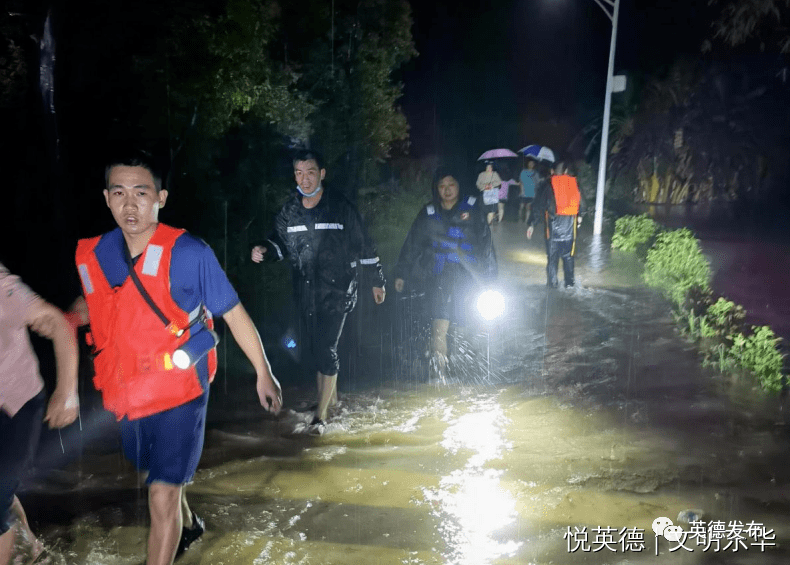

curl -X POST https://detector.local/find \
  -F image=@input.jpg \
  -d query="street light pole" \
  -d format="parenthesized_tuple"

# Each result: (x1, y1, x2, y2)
(592, 0, 620, 235)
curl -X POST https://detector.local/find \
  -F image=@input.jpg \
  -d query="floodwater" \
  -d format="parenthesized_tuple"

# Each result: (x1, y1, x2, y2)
(17, 214, 790, 565)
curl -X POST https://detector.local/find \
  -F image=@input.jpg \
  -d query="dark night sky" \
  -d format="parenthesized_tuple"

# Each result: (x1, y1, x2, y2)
(401, 0, 712, 164)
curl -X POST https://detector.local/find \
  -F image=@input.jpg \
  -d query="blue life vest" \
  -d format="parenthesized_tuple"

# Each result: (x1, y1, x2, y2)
(426, 196, 478, 274)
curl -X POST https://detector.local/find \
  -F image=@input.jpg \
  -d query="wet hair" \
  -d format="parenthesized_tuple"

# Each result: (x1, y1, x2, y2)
(292, 149, 325, 171)
(431, 166, 466, 206)
(104, 149, 164, 192)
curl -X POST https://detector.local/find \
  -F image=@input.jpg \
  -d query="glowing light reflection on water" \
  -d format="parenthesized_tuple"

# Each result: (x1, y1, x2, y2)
(423, 396, 521, 565)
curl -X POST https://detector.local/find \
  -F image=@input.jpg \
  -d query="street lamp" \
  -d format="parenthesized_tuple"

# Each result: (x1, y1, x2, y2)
(592, 0, 620, 235)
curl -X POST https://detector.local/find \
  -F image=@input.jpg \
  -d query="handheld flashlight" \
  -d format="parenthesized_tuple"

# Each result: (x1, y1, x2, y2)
(476, 289, 505, 321)
(172, 328, 219, 370)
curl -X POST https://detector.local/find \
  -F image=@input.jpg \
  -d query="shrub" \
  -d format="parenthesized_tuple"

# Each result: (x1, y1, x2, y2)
(643, 228, 711, 307)
(611, 214, 660, 252)
(729, 326, 785, 393)
(706, 298, 745, 336)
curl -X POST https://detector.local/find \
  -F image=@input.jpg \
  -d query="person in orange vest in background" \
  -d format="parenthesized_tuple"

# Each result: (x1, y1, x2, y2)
(526, 161, 586, 288)
(67, 149, 282, 565)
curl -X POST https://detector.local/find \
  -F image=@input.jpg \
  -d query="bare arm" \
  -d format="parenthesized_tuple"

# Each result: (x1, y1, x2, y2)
(222, 302, 282, 413)
(26, 300, 79, 428)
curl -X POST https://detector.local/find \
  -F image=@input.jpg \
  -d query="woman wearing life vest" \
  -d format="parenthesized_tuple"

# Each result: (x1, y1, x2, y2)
(526, 161, 586, 288)
(393, 167, 498, 382)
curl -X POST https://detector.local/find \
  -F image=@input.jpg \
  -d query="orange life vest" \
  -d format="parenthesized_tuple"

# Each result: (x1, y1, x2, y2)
(75, 224, 217, 421)
(550, 175, 581, 216)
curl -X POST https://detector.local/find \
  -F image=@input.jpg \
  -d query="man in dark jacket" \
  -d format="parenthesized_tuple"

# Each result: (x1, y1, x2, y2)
(251, 150, 385, 430)
(527, 161, 586, 288)
(393, 168, 497, 382)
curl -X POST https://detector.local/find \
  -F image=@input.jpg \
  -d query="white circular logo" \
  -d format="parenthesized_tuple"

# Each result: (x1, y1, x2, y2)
(664, 525, 683, 543)
(652, 517, 673, 537)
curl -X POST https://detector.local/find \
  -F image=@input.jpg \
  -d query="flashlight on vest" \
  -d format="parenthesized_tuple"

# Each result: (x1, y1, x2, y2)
(476, 289, 505, 321)
(172, 328, 219, 370)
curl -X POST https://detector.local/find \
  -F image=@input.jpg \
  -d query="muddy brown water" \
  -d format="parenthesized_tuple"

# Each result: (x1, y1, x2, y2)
(16, 219, 790, 564)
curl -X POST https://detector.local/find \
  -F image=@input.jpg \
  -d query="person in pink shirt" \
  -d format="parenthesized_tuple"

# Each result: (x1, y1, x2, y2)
(0, 263, 79, 565)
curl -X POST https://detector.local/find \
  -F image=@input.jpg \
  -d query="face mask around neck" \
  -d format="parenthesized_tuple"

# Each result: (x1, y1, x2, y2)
(297, 184, 323, 198)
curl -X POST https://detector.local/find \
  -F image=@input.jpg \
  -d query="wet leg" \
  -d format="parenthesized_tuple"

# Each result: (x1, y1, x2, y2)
(148, 482, 183, 565)
(0, 525, 14, 565)
(430, 319, 451, 382)
(561, 243, 575, 287)
(497, 202, 505, 222)
(316, 371, 338, 408)
(180, 489, 193, 529)
(546, 240, 560, 288)
(11, 497, 42, 558)
(316, 372, 338, 422)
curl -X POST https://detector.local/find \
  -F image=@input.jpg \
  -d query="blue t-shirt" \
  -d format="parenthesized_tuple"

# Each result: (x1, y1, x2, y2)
(520, 169, 537, 198)
(91, 227, 239, 386)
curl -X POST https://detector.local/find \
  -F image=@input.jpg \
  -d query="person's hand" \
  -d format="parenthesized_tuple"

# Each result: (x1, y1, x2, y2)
(256, 373, 282, 414)
(485, 183, 492, 190)
(44, 388, 79, 429)
(372, 286, 386, 304)
(29, 307, 58, 338)
(394, 278, 405, 293)
(251, 245, 266, 263)
(526, 226, 534, 240)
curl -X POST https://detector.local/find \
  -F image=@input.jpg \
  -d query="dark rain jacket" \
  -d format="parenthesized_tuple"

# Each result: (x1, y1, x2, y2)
(259, 188, 385, 315)
(394, 195, 497, 293)
(528, 175, 587, 241)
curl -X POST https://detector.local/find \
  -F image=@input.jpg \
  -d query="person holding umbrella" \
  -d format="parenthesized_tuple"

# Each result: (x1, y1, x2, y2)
(517, 146, 554, 222)
(476, 161, 502, 225)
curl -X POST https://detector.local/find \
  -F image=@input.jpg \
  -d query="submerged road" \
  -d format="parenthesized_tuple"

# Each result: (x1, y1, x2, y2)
(19, 219, 790, 564)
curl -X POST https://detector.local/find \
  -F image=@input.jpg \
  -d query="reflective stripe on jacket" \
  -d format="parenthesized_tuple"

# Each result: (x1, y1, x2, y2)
(263, 189, 385, 316)
(76, 224, 216, 420)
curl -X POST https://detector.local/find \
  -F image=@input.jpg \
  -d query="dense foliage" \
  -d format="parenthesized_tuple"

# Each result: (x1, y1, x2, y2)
(282, 0, 417, 188)
(611, 214, 660, 253)
(705, 0, 790, 53)
(643, 228, 712, 307)
(616, 215, 786, 393)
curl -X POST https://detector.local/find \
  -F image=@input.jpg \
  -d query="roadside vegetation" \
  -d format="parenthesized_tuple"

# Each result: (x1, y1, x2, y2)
(613, 214, 786, 393)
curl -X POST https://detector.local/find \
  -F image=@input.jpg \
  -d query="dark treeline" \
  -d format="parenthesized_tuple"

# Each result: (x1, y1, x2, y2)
(0, 0, 416, 403)
(1, 0, 415, 301)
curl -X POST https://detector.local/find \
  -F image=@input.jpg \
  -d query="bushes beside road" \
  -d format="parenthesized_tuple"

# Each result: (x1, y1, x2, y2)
(613, 214, 786, 393)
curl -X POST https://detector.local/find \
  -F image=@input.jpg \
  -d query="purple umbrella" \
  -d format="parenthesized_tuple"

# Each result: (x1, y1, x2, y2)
(478, 148, 519, 161)
(518, 145, 555, 163)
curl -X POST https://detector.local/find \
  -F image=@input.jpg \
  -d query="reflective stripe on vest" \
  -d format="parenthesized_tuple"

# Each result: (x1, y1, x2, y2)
(550, 175, 580, 216)
(75, 224, 217, 421)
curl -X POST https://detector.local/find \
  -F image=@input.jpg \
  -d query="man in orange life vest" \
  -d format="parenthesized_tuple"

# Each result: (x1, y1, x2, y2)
(526, 161, 586, 288)
(67, 150, 282, 565)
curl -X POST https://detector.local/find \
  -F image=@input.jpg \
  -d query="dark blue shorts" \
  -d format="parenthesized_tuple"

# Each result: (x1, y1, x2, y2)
(0, 390, 45, 534)
(429, 267, 473, 325)
(120, 388, 209, 486)
(299, 309, 347, 376)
